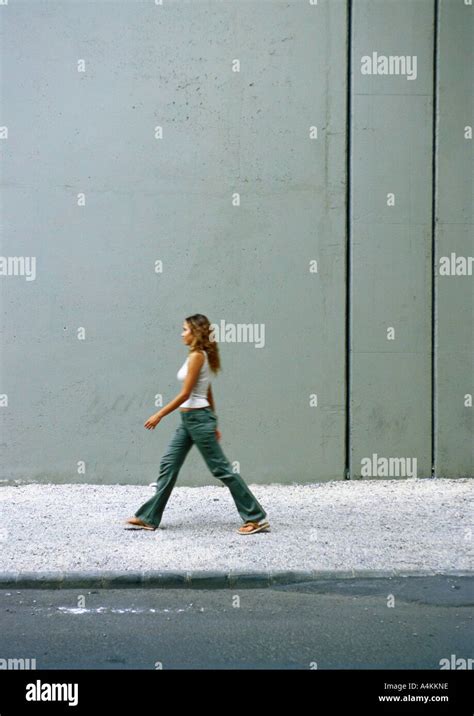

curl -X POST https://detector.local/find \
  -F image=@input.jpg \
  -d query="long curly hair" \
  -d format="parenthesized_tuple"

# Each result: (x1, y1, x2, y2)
(184, 314, 221, 374)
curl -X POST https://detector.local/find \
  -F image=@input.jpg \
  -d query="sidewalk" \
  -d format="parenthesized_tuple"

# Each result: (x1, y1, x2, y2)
(1, 478, 472, 588)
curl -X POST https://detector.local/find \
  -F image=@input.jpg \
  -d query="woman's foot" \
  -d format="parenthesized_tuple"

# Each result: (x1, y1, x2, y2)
(237, 520, 270, 535)
(124, 517, 156, 531)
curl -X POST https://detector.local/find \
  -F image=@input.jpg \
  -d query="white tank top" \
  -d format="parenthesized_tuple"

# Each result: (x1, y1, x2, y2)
(177, 350, 211, 408)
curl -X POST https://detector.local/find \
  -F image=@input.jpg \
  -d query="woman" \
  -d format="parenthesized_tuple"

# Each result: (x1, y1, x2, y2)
(125, 314, 270, 535)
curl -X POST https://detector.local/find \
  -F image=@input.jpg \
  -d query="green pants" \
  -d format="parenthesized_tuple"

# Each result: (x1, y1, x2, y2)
(135, 406, 267, 528)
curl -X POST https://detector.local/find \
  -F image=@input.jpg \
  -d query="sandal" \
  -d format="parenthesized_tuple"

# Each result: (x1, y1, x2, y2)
(124, 517, 156, 531)
(237, 520, 270, 535)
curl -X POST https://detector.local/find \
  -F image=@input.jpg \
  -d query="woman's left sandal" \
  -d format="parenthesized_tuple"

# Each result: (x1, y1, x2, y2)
(124, 517, 156, 531)
(237, 520, 270, 535)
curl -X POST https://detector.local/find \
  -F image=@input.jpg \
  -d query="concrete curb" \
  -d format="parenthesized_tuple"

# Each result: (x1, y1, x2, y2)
(0, 569, 471, 589)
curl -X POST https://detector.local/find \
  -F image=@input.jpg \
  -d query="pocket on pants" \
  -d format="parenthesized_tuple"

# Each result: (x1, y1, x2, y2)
(191, 415, 215, 436)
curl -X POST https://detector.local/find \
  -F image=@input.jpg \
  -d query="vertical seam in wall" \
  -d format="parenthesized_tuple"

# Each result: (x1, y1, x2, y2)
(345, 0, 352, 479)
(431, 0, 439, 477)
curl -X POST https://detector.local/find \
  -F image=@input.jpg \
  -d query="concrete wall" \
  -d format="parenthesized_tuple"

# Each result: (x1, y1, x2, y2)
(0, 0, 471, 486)
(435, 0, 473, 477)
(350, 0, 435, 478)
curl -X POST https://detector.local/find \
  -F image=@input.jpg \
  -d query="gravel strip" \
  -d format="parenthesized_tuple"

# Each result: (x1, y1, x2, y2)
(0, 479, 472, 574)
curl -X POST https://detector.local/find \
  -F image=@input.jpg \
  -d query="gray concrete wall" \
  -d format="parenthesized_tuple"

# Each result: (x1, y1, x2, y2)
(0, 0, 471, 486)
(435, 0, 473, 477)
(350, 0, 434, 478)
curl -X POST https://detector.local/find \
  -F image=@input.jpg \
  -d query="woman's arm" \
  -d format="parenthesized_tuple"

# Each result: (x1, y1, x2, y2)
(207, 383, 221, 439)
(207, 384, 215, 412)
(155, 352, 205, 420)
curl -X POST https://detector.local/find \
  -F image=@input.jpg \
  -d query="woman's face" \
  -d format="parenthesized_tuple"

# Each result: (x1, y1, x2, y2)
(181, 321, 193, 345)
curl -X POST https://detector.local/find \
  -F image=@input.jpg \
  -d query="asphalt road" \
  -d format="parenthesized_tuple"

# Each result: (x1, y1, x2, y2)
(0, 576, 472, 669)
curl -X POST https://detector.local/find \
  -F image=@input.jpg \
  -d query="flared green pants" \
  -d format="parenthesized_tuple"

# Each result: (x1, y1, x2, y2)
(135, 406, 267, 528)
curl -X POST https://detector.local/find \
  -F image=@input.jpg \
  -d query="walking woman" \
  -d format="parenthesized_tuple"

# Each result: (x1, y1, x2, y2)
(125, 314, 270, 535)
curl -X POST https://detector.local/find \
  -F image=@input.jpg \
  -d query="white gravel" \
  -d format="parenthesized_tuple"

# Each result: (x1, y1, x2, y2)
(0, 479, 472, 574)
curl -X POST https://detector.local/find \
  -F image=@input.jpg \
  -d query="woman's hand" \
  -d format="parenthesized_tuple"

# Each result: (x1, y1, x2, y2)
(144, 413, 162, 430)
(215, 428, 222, 441)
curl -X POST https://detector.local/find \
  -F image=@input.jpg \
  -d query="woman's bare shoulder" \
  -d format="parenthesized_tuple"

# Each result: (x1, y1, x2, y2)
(188, 350, 205, 365)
